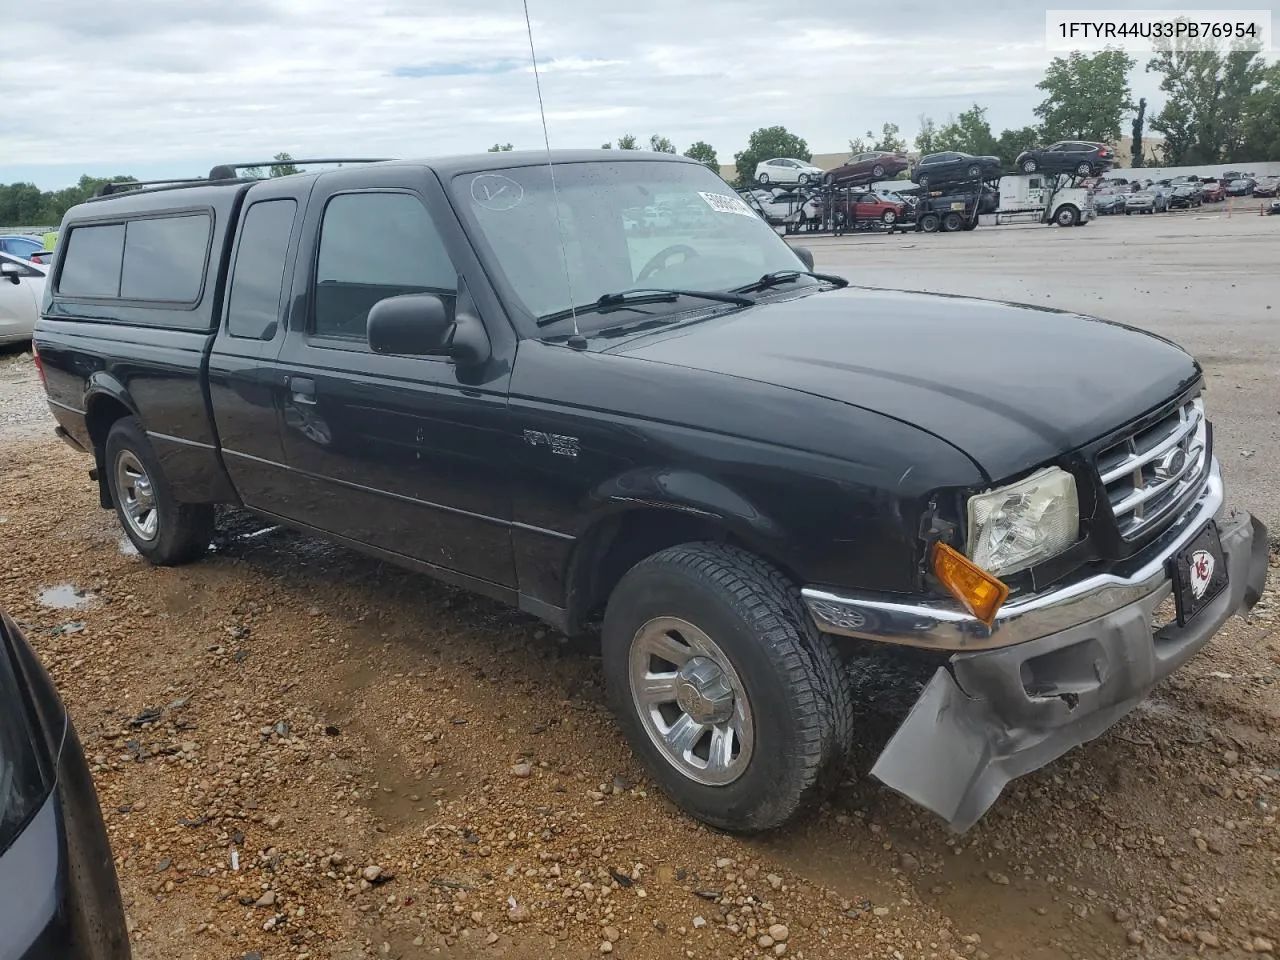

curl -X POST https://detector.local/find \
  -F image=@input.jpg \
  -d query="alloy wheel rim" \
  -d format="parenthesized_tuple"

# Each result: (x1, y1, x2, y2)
(115, 450, 159, 542)
(628, 616, 754, 786)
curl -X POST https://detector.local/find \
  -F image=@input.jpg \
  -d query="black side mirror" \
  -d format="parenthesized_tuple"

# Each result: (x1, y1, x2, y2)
(367, 294, 453, 356)
(1, 262, 22, 284)
(792, 246, 815, 271)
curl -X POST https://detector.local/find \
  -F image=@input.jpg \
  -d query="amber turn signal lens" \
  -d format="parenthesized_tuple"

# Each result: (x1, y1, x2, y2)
(932, 542, 1010, 627)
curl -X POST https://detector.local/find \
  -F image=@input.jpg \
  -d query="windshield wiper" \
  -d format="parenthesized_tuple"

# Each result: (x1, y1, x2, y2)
(729, 270, 849, 295)
(535, 288, 755, 328)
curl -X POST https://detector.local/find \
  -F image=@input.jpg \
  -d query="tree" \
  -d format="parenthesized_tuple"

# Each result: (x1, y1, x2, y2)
(648, 134, 676, 153)
(683, 140, 719, 171)
(731, 126, 810, 187)
(616, 134, 639, 150)
(848, 132, 872, 155)
(487, 142, 514, 152)
(1146, 41, 1264, 164)
(1238, 62, 1280, 160)
(1034, 50, 1135, 143)
(932, 104, 999, 156)
(993, 126, 1041, 167)
(0, 173, 138, 226)
(600, 142, 613, 149)
(269, 152, 301, 177)
(1130, 97, 1147, 167)
(874, 122, 907, 153)
(914, 115, 939, 154)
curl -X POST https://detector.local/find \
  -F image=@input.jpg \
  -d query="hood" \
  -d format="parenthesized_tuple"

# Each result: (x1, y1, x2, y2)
(603, 287, 1200, 482)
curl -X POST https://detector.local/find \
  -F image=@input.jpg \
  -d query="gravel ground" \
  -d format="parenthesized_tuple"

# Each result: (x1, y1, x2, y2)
(0, 347, 1277, 960)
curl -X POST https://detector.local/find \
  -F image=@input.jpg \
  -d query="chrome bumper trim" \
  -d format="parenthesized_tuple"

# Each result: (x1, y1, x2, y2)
(802, 459, 1226, 652)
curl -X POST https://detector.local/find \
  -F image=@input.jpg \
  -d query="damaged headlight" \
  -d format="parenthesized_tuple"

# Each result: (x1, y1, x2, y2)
(965, 467, 1079, 577)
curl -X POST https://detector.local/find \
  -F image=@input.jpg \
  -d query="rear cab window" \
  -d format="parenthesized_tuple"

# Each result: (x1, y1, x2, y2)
(56, 212, 212, 304)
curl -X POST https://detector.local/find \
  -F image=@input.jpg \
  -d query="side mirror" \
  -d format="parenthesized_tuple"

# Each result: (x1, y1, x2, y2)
(792, 246, 815, 271)
(367, 294, 453, 356)
(1, 261, 22, 284)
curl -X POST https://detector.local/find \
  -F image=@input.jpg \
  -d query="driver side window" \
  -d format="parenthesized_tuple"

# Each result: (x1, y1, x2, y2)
(312, 192, 456, 342)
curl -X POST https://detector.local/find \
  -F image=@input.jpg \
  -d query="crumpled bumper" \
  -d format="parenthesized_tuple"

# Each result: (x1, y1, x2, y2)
(872, 507, 1266, 832)
(802, 463, 1270, 833)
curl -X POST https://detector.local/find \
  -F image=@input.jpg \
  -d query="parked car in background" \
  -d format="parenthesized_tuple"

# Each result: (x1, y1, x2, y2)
(1125, 189, 1166, 214)
(754, 157, 823, 186)
(1015, 142, 1116, 177)
(1198, 179, 1226, 202)
(820, 151, 910, 186)
(1169, 183, 1203, 209)
(1251, 176, 1279, 197)
(0, 251, 47, 345)
(1094, 191, 1127, 215)
(829, 190, 909, 225)
(1225, 178, 1255, 196)
(1, 609, 131, 959)
(0, 235, 46, 260)
(911, 152, 1001, 188)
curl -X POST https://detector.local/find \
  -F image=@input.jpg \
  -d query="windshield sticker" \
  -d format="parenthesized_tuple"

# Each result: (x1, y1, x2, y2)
(698, 191, 756, 218)
(470, 174, 524, 211)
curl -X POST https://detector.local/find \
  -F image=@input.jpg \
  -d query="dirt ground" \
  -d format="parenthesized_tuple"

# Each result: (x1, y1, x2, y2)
(1, 345, 1278, 960)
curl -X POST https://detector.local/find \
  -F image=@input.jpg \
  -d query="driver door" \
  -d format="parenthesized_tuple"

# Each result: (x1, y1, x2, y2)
(270, 174, 516, 587)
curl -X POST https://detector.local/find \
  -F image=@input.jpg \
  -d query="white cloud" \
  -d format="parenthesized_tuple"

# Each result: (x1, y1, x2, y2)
(0, 0, 1208, 187)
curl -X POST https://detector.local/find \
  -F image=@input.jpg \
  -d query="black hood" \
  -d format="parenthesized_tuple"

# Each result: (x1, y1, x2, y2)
(602, 286, 1201, 482)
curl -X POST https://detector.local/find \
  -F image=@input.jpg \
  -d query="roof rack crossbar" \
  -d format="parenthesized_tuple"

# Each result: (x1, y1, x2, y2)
(95, 177, 207, 197)
(210, 158, 394, 179)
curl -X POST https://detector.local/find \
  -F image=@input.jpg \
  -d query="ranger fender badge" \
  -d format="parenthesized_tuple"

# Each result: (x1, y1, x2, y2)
(523, 429, 579, 458)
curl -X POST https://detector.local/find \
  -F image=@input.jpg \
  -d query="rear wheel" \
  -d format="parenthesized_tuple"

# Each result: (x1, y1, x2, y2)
(602, 543, 854, 833)
(920, 213, 940, 232)
(105, 417, 214, 565)
(1021, 158, 1038, 173)
(757, 173, 770, 185)
(871, 164, 885, 178)
(966, 164, 982, 178)
(942, 211, 963, 232)
(1076, 162, 1093, 176)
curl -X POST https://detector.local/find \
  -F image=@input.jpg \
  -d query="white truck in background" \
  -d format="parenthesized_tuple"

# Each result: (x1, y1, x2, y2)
(980, 173, 1095, 228)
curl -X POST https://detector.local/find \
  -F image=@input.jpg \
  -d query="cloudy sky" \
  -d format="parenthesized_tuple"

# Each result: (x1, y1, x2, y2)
(0, 0, 1263, 188)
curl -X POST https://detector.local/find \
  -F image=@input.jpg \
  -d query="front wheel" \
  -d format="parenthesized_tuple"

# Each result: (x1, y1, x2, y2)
(1021, 158, 1038, 173)
(881, 209, 897, 224)
(966, 164, 982, 178)
(105, 416, 214, 565)
(757, 173, 770, 185)
(1055, 205, 1079, 227)
(602, 543, 854, 833)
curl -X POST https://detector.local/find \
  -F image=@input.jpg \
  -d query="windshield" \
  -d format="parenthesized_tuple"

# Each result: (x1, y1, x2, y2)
(450, 159, 815, 332)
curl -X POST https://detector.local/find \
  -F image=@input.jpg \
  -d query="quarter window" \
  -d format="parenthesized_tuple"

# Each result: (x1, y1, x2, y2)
(313, 192, 456, 341)
(227, 200, 297, 340)
(120, 214, 210, 302)
(57, 223, 125, 297)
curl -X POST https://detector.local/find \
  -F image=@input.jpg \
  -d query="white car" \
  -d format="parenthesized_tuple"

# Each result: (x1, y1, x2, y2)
(753, 158, 823, 186)
(0, 252, 47, 346)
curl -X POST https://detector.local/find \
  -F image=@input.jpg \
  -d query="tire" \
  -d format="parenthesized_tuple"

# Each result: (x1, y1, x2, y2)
(757, 173, 770, 185)
(916, 174, 929, 189)
(1021, 158, 1038, 173)
(942, 212, 963, 232)
(602, 543, 854, 833)
(881, 209, 896, 224)
(871, 164, 885, 178)
(966, 164, 982, 178)
(822, 172, 835, 187)
(1076, 162, 1093, 176)
(1125, 209, 1132, 215)
(1055, 205, 1079, 227)
(105, 416, 214, 565)
(962, 219, 978, 231)
(798, 173, 811, 185)
(920, 213, 940, 232)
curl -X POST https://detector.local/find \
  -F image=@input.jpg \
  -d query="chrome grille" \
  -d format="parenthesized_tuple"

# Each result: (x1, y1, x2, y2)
(1096, 397, 1209, 540)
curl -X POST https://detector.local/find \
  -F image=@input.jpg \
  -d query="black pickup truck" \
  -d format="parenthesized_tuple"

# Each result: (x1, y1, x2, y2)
(32, 151, 1268, 834)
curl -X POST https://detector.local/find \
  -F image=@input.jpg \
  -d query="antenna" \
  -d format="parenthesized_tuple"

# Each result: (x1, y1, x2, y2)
(522, 0, 582, 343)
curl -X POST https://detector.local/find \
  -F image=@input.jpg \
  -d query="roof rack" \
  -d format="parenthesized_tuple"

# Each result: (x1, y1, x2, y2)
(90, 158, 397, 200)
(207, 158, 394, 179)
(95, 177, 208, 197)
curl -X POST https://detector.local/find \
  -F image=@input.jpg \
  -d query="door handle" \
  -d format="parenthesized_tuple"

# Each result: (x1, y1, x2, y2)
(289, 376, 316, 405)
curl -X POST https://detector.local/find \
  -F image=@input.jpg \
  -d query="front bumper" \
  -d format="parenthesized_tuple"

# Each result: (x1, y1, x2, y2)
(802, 461, 1270, 832)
